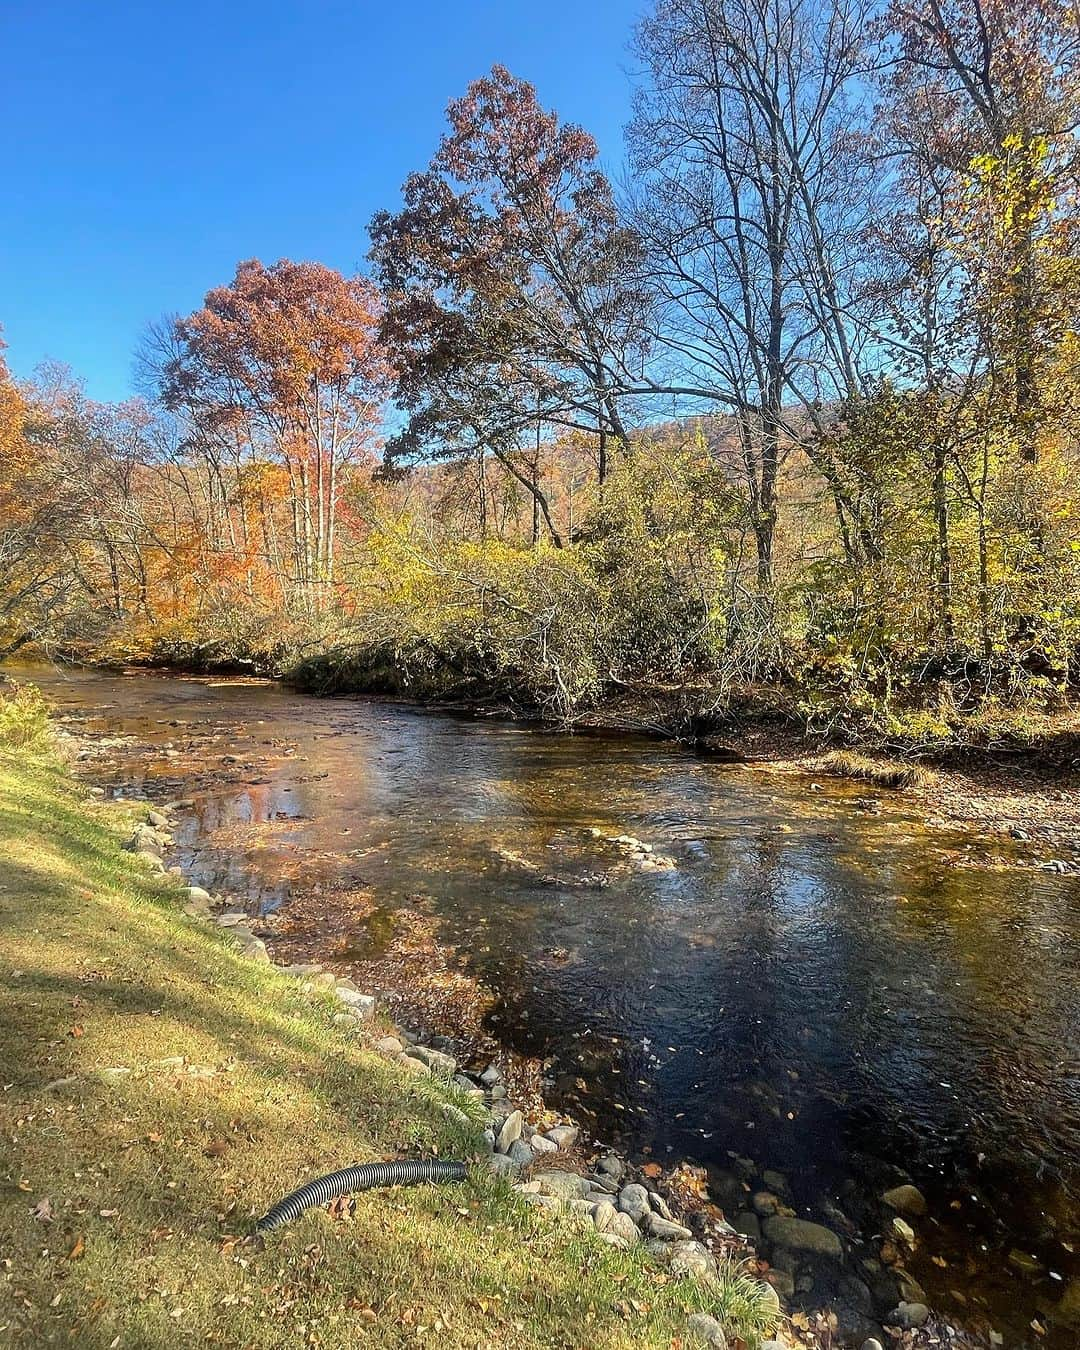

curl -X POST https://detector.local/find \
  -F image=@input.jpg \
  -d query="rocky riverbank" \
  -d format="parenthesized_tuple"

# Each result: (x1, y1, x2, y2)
(119, 796, 998, 1350)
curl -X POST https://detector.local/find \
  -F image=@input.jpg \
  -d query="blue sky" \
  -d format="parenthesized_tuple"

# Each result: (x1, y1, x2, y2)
(1, 0, 642, 402)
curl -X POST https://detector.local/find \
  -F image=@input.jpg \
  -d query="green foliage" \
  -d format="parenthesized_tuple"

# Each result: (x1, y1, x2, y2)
(0, 681, 51, 750)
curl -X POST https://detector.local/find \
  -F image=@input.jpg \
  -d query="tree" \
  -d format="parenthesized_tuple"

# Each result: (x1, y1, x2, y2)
(628, 0, 877, 591)
(370, 65, 651, 545)
(160, 259, 388, 597)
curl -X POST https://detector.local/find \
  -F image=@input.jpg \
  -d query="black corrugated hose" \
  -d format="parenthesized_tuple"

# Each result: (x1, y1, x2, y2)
(255, 1159, 469, 1232)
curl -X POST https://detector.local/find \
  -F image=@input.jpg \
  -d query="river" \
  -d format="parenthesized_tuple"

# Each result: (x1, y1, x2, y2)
(21, 664, 1080, 1347)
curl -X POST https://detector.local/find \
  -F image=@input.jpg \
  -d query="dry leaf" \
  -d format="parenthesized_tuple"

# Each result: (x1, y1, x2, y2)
(32, 1197, 54, 1223)
(67, 1236, 86, 1260)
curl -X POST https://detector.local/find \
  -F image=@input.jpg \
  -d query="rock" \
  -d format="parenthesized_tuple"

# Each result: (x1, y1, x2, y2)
(608, 1210, 641, 1245)
(281, 961, 323, 977)
(480, 1064, 502, 1086)
(545, 1124, 579, 1150)
(647, 1213, 693, 1241)
(1053, 1278, 1080, 1330)
(241, 937, 270, 963)
(882, 1184, 927, 1217)
(707, 1168, 747, 1214)
(861, 1341, 885, 1350)
(186, 885, 213, 905)
(481, 1128, 496, 1152)
(531, 1133, 558, 1154)
(333, 1012, 359, 1027)
(376, 1036, 403, 1055)
(686, 1312, 728, 1348)
(453, 1074, 484, 1097)
(770, 1246, 797, 1274)
(898, 1272, 927, 1303)
(733, 1211, 761, 1241)
(751, 1190, 780, 1216)
(597, 1232, 631, 1251)
(762, 1216, 843, 1260)
(761, 1169, 789, 1194)
(398, 1055, 431, 1077)
(407, 1044, 456, 1075)
(668, 1240, 717, 1279)
(593, 1201, 619, 1232)
(508, 1138, 535, 1166)
(488, 1153, 519, 1178)
(336, 989, 375, 1019)
(147, 809, 168, 827)
(887, 1302, 930, 1329)
(216, 910, 248, 926)
(890, 1216, 916, 1245)
(764, 1267, 795, 1298)
(533, 1170, 589, 1201)
(489, 1084, 507, 1100)
(648, 1190, 674, 1220)
(597, 1154, 625, 1181)
(136, 850, 166, 872)
(1007, 1248, 1043, 1278)
(496, 1110, 525, 1153)
(617, 1183, 651, 1223)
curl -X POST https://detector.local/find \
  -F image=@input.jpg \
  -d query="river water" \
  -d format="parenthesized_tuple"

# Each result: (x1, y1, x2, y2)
(22, 665, 1080, 1347)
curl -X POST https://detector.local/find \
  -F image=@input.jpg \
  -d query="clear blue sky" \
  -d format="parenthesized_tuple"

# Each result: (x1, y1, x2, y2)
(1, 0, 642, 403)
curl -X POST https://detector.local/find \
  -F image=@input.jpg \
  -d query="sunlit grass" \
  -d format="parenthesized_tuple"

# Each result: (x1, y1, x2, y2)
(0, 746, 779, 1348)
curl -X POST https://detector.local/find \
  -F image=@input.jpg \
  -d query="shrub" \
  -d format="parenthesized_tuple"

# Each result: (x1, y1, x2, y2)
(0, 681, 51, 750)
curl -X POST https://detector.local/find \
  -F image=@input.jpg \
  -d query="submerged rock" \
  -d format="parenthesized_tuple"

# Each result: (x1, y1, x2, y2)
(762, 1215, 843, 1260)
(882, 1184, 927, 1217)
(887, 1301, 930, 1329)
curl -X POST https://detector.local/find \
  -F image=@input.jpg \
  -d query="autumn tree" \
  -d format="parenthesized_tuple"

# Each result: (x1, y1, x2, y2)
(160, 260, 388, 598)
(370, 66, 651, 545)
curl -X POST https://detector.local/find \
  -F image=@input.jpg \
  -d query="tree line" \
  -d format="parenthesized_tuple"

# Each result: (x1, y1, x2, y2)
(3, 0, 1079, 738)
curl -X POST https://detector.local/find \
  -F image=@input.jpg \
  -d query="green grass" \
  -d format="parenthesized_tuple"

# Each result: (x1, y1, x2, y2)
(0, 746, 778, 1349)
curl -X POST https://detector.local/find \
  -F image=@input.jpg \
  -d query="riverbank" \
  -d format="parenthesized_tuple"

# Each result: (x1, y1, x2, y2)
(0, 742, 783, 1349)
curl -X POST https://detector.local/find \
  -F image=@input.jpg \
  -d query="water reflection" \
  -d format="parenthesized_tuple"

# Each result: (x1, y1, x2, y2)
(24, 664, 1080, 1346)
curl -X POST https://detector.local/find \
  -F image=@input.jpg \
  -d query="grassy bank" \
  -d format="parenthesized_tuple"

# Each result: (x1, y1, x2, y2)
(0, 740, 775, 1349)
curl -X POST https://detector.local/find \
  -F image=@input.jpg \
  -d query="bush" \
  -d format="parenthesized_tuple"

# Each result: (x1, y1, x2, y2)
(0, 681, 50, 750)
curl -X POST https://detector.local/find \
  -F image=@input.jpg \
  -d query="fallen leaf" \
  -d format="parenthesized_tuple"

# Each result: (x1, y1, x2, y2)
(32, 1197, 54, 1223)
(67, 1236, 85, 1260)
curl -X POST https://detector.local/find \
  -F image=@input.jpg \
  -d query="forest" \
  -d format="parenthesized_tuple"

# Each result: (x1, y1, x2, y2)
(4, 0, 1080, 749)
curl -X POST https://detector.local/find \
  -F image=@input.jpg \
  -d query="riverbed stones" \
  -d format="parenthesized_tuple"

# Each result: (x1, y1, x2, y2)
(647, 1213, 693, 1241)
(733, 1211, 761, 1241)
(763, 1267, 795, 1298)
(533, 1170, 589, 1201)
(496, 1109, 524, 1153)
(686, 1311, 728, 1348)
(762, 1215, 843, 1260)
(507, 1138, 535, 1166)
(668, 1240, 716, 1279)
(887, 1301, 929, 1329)
(882, 1184, 927, 1217)
(597, 1153, 625, 1181)
(480, 1064, 502, 1086)
(376, 1036, 403, 1055)
(617, 1182, 651, 1223)
(406, 1043, 455, 1074)
(530, 1133, 557, 1154)
(545, 1124, 579, 1149)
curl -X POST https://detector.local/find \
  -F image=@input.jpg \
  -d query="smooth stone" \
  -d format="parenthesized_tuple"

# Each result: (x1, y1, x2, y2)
(496, 1110, 525, 1153)
(406, 1044, 455, 1075)
(489, 1084, 507, 1100)
(376, 1036, 403, 1055)
(751, 1190, 781, 1216)
(608, 1210, 641, 1245)
(533, 1171, 589, 1201)
(762, 1215, 843, 1260)
(186, 885, 212, 905)
(617, 1183, 651, 1223)
(398, 1055, 431, 1077)
(882, 1184, 927, 1217)
(861, 1341, 885, 1350)
(531, 1133, 558, 1154)
(480, 1064, 502, 1086)
(336, 989, 374, 1018)
(597, 1232, 630, 1251)
(734, 1211, 761, 1241)
(888, 1302, 930, 1329)
(686, 1312, 728, 1348)
(508, 1139, 535, 1166)
(764, 1267, 795, 1298)
(545, 1124, 579, 1149)
(668, 1240, 717, 1279)
(216, 911, 247, 926)
(597, 1154, 625, 1181)
(647, 1213, 693, 1241)
(488, 1153, 519, 1178)
(648, 1190, 674, 1220)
